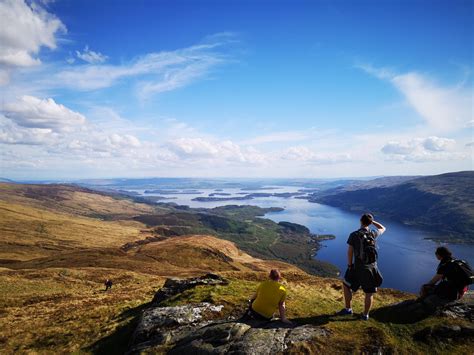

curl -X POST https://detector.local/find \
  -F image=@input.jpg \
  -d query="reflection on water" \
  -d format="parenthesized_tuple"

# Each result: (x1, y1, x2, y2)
(132, 186, 474, 293)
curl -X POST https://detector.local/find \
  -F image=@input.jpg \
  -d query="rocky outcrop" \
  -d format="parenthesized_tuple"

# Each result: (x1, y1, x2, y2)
(129, 302, 225, 352)
(152, 273, 229, 305)
(129, 303, 331, 354)
(169, 322, 330, 354)
(129, 274, 331, 354)
(414, 324, 474, 343)
(129, 275, 474, 354)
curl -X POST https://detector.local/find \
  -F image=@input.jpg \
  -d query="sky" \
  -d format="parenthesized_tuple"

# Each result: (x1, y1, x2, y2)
(0, 0, 472, 180)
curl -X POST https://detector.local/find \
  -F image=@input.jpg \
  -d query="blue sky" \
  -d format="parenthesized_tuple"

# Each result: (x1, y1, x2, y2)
(0, 0, 472, 179)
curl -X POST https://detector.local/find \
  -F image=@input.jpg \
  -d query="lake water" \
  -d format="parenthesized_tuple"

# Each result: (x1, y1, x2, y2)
(131, 186, 474, 293)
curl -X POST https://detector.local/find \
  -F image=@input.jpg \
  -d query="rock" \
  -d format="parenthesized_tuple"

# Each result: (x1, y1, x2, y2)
(436, 302, 473, 321)
(414, 324, 474, 343)
(170, 322, 330, 355)
(152, 273, 229, 304)
(129, 303, 224, 353)
(130, 274, 330, 354)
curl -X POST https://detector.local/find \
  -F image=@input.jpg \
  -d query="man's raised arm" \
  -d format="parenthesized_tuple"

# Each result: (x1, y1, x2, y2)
(372, 220, 386, 235)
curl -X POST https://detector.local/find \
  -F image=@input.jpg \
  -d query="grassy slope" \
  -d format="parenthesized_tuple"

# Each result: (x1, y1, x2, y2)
(0, 183, 472, 354)
(134, 206, 338, 276)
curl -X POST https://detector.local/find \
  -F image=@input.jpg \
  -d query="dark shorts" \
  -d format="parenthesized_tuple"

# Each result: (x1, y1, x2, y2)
(248, 303, 272, 321)
(343, 263, 383, 294)
(433, 281, 459, 301)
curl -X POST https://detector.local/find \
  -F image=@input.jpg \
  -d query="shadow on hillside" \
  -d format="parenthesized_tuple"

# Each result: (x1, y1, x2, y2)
(84, 302, 151, 355)
(292, 314, 358, 326)
(371, 298, 439, 324)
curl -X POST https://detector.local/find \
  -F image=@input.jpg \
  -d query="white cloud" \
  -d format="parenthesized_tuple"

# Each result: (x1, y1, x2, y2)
(53, 34, 234, 95)
(164, 137, 266, 165)
(2, 95, 86, 132)
(422, 136, 455, 152)
(242, 131, 310, 145)
(381, 136, 465, 162)
(0, 114, 57, 145)
(166, 137, 219, 158)
(381, 141, 416, 155)
(359, 64, 472, 132)
(76, 45, 108, 64)
(0, 0, 65, 82)
(281, 146, 351, 164)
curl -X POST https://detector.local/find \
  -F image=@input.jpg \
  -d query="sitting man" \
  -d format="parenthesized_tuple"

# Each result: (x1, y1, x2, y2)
(420, 246, 472, 302)
(247, 269, 291, 324)
(372, 247, 473, 324)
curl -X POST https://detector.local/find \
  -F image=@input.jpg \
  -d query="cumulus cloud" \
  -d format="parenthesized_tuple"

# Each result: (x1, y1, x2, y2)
(0, 0, 65, 82)
(76, 45, 108, 64)
(2, 95, 86, 132)
(0, 114, 57, 145)
(164, 137, 266, 165)
(281, 146, 351, 164)
(422, 136, 455, 152)
(359, 64, 472, 132)
(381, 136, 465, 162)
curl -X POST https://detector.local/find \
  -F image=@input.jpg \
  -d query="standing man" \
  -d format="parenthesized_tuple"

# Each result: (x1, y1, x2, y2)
(336, 213, 386, 320)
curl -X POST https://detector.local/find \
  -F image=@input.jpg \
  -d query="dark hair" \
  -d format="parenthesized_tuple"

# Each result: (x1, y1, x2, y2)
(435, 246, 452, 259)
(360, 213, 374, 227)
(269, 269, 281, 281)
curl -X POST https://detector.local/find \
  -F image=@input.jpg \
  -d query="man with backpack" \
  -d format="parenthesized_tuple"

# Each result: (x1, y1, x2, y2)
(336, 213, 386, 320)
(420, 246, 473, 301)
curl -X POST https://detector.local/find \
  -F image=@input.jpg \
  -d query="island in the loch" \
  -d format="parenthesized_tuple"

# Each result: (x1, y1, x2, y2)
(192, 192, 307, 202)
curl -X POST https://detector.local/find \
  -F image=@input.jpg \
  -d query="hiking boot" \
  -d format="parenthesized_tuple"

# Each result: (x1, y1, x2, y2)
(335, 308, 353, 316)
(360, 314, 369, 321)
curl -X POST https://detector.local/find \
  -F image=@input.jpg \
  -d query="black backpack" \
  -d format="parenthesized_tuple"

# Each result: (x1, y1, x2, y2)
(357, 230, 378, 264)
(448, 259, 474, 288)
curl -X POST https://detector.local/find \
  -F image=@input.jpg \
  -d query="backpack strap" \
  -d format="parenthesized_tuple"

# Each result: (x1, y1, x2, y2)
(357, 229, 371, 262)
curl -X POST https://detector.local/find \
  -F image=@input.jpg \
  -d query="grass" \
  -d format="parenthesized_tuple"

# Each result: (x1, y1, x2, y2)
(157, 275, 474, 354)
(0, 200, 145, 261)
(0, 182, 472, 354)
(0, 267, 163, 354)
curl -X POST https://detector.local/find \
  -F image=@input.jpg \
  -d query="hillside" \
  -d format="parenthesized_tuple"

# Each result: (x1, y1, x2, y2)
(0, 182, 472, 354)
(1, 235, 472, 354)
(0, 183, 336, 275)
(307, 171, 474, 244)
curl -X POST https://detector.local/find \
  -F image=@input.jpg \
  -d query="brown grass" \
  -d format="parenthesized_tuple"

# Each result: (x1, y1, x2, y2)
(0, 183, 472, 354)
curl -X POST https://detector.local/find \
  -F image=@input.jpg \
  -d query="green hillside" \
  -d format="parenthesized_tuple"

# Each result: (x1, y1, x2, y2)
(308, 171, 474, 243)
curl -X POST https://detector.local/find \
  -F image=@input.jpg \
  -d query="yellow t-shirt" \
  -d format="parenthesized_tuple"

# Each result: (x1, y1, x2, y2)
(251, 280, 287, 319)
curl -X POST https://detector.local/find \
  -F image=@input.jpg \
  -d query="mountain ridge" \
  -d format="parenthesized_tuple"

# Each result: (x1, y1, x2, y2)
(307, 171, 474, 243)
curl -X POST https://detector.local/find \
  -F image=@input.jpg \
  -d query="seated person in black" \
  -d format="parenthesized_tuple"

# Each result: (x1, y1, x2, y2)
(420, 246, 465, 301)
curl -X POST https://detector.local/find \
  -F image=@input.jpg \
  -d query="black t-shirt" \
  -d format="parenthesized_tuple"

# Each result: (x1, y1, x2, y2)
(347, 228, 381, 265)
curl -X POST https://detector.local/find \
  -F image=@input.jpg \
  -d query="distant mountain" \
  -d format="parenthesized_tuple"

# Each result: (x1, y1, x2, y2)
(307, 171, 474, 244)
(0, 178, 15, 183)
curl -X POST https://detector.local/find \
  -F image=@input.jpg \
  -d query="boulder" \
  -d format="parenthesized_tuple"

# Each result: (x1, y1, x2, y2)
(128, 303, 224, 353)
(169, 322, 330, 354)
(152, 273, 229, 305)
(414, 324, 474, 343)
